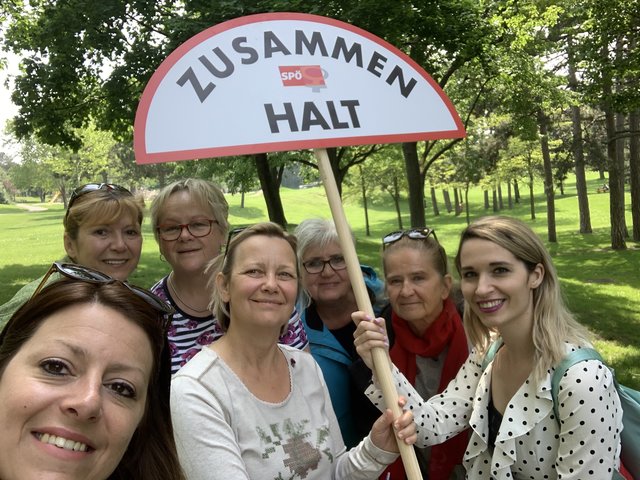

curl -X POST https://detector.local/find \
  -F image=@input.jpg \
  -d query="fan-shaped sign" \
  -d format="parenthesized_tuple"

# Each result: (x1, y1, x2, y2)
(134, 12, 465, 164)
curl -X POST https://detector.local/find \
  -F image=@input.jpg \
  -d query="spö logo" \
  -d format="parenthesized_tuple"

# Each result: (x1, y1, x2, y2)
(279, 65, 327, 91)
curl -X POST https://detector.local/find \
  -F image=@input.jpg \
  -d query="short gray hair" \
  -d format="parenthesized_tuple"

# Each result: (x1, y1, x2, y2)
(293, 218, 354, 263)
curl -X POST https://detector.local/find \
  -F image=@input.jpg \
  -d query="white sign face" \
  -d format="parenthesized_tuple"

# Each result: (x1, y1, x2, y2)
(134, 12, 465, 164)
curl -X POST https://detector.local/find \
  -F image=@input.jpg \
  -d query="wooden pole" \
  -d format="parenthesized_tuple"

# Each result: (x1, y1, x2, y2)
(314, 148, 422, 480)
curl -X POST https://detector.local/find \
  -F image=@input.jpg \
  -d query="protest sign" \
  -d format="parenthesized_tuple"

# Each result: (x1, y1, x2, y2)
(135, 13, 466, 479)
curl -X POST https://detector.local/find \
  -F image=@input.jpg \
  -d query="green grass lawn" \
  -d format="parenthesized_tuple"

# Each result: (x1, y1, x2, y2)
(1, 171, 639, 388)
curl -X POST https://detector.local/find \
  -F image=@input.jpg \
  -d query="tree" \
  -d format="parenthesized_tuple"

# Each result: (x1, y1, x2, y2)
(9, 137, 59, 200)
(578, 0, 639, 249)
(564, 26, 593, 233)
(0, 0, 498, 226)
(345, 144, 407, 231)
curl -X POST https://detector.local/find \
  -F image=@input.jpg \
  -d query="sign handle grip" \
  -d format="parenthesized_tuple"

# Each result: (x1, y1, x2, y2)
(314, 148, 422, 480)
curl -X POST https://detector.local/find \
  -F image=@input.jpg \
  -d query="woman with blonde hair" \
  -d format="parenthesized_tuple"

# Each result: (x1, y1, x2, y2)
(0, 183, 145, 327)
(354, 216, 624, 479)
(150, 179, 307, 373)
(171, 222, 417, 479)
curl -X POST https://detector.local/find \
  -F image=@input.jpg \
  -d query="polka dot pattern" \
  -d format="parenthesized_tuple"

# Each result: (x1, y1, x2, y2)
(365, 345, 623, 479)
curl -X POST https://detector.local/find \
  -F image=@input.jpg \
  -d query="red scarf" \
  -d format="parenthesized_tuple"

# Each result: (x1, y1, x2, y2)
(381, 298, 469, 480)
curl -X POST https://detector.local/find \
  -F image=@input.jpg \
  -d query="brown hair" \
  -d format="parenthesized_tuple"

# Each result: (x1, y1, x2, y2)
(0, 279, 185, 480)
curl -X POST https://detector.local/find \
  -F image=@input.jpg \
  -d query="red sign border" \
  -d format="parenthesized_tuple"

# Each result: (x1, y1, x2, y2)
(134, 12, 466, 164)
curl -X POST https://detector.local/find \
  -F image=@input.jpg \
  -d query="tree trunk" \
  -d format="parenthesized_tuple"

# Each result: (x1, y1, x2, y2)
(492, 188, 498, 212)
(325, 148, 343, 197)
(443, 189, 452, 213)
(430, 186, 439, 217)
(538, 109, 557, 242)
(484, 190, 489, 210)
(497, 183, 504, 210)
(603, 96, 627, 249)
(402, 142, 425, 227)
(392, 175, 403, 230)
(507, 182, 513, 209)
(529, 178, 536, 220)
(359, 166, 370, 236)
(240, 191, 245, 208)
(254, 153, 287, 228)
(615, 111, 628, 237)
(567, 33, 592, 234)
(464, 185, 471, 225)
(514, 179, 520, 204)
(630, 109, 640, 241)
(454, 188, 462, 216)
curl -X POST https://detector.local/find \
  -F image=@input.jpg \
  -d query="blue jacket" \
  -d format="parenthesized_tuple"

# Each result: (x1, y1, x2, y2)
(301, 265, 385, 448)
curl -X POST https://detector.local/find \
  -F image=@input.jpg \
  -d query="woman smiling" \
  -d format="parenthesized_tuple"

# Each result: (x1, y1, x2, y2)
(0, 263, 185, 480)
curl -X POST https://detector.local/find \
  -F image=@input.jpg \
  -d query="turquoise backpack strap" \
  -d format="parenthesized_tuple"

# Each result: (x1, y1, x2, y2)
(551, 348, 635, 479)
(481, 339, 503, 372)
(550, 347, 603, 424)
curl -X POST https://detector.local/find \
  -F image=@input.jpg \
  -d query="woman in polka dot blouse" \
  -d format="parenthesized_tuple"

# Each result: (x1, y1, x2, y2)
(353, 216, 624, 479)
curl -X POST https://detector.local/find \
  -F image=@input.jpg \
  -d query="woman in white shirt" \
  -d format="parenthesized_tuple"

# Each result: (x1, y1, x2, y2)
(170, 222, 417, 480)
(354, 216, 624, 479)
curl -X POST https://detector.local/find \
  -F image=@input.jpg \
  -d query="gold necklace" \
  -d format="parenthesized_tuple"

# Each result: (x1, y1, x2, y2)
(168, 273, 210, 314)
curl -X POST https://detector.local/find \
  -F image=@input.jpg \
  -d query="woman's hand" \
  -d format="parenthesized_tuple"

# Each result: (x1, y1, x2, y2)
(352, 311, 388, 371)
(370, 396, 417, 452)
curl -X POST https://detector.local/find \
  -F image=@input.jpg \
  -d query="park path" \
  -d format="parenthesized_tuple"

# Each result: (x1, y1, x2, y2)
(15, 203, 47, 212)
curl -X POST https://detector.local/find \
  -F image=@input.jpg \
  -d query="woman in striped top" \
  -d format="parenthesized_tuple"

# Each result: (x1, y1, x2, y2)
(150, 178, 308, 374)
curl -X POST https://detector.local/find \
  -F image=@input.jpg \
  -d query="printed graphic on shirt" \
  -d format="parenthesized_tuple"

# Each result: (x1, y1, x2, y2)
(257, 419, 332, 479)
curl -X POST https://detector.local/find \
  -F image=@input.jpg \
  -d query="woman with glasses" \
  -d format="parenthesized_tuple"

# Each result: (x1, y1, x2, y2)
(294, 218, 386, 448)
(0, 263, 185, 480)
(354, 216, 625, 479)
(150, 179, 308, 373)
(0, 183, 144, 328)
(170, 222, 416, 479)
(377, 227, 468, 480)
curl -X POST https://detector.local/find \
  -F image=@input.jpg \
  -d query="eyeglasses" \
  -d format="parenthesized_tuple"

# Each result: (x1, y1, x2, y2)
(382, 227, 448, 274)
(382, 228, 438, 249)
(302, 255, 347, 274)
(157, 219, 218, 241)
(31, 262, 174, 328)
(66, 183, 132, 218)
(223, 227, 247, 257)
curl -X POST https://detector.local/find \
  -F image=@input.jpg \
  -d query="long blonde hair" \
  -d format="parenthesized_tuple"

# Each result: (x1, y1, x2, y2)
(454, 216, 590, 383)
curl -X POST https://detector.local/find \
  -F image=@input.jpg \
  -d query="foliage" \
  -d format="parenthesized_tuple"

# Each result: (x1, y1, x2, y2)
(0, 0, 638, 246)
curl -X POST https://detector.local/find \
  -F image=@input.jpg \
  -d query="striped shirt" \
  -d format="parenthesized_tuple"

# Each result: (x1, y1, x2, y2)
(151, 276, 309, 374)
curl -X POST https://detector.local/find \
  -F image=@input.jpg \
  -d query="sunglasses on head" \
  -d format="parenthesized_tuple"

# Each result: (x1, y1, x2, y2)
(66, 183, 132, 218)
(223, 227, 248, 257)
(382, 227, 448, 274)
(382, 228, 438, 248)
(31, 262, 174, 328)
